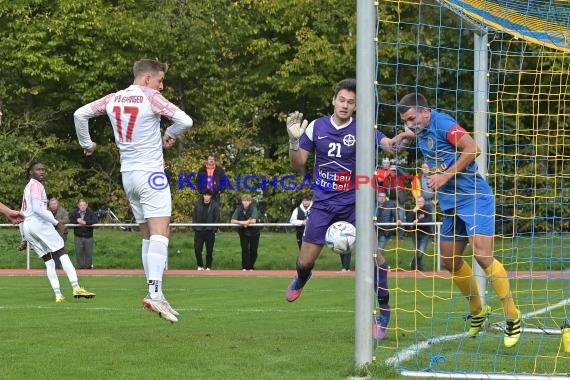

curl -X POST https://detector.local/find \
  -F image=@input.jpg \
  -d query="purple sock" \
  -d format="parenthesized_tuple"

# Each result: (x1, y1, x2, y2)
(374, 262, 390, 300)
(296, 260, 313, 287)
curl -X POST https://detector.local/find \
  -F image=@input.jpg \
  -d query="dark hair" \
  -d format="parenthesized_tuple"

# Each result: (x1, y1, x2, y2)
(397, 93, 429, 114)
(333, 78, 356, 98)
(27, 160, 43, 176)
(133, 59, 168, 78)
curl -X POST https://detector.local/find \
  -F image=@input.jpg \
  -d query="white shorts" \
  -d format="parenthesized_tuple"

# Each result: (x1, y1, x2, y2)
(122, 170, 172, 223)
(22, 219, 64, 258)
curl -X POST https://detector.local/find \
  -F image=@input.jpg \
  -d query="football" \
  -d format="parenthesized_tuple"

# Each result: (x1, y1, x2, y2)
(325, 221, 356, 255)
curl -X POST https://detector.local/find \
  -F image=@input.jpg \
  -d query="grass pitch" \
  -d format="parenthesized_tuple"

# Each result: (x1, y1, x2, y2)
(0, 275, 568, 379)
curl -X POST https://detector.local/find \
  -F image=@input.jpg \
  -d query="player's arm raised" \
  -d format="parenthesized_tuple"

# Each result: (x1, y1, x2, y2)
(287, 111, 310, 171)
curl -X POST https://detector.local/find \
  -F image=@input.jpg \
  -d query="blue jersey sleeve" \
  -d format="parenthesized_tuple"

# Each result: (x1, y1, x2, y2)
(432, 112, 458, 143)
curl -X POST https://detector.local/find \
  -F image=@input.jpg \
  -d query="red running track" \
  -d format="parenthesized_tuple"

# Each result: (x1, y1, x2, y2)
(0, 269, 566, 279)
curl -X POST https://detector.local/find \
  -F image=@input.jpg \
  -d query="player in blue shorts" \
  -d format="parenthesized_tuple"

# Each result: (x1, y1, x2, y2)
(285, 78, 409, 340)
(397, 93, 521, 348)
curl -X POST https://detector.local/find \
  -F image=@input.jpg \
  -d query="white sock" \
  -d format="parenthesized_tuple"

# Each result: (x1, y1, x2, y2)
(44, 259, 61, 296)
(142, 239, 150, 281)
(147, 235, 168, 300)
(59, 254, 79, 289)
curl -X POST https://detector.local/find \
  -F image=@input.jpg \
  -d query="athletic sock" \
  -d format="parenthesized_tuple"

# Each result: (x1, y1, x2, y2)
(45, 259, 62, 295)
(375, 262, 390, 300)
(147, 235, 169, 300)
(142, 239, 150, 281)
(59, 254, 79, 289)
(296, 259, 313, 287)
(484, 259, 519, 319)
(452, 261, 481, 315)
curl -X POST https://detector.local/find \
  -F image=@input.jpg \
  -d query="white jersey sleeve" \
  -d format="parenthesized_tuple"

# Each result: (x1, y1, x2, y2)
(21, 179, 58, 225)
(75, 85, 193, 172)
(165, 109, 194, 138)
(74, 93, 115, 149)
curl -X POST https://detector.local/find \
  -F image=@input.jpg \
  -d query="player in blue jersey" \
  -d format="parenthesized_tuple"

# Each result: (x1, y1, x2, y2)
(286, 78, 408, 340)
(397, 93, 521, 348)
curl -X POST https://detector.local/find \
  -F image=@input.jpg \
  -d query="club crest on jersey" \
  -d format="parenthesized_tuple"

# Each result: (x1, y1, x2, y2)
(343, 134, 355, 147)
(426, 136, 435, 150)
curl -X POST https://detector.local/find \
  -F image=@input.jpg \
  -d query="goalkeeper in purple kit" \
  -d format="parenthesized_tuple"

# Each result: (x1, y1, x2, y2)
(285, 78, 409, 340)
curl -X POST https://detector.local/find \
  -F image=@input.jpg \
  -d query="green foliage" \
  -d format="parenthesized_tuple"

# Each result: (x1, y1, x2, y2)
(0, 0, 567, 228)
(0, 0, 358, 221)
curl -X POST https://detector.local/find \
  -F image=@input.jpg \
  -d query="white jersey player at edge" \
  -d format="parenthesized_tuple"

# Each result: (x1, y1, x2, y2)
(21, 161, 96, 303)
(73, 59, 193, 323)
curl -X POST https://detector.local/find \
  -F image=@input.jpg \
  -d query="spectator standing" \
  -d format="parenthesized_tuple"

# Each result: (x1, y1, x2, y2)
(192, 189, 220, 270)
(407, 196, 433, 271)
(420, 162, 434, 203)
(231, 194, 260, 271)
(375, 191, 400, 257)
(420, 162, 436, 218)
(195, 154, 226, 205)
(69, 199, 98, 269)
(49, 198, 69, 269)
(385, 164, 408, 237)
(374, 157, 391, 188)
(289, 195, 313, 250)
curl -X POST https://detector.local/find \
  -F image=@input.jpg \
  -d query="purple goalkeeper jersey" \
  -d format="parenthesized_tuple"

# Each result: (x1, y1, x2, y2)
(299, 115, 386, 204)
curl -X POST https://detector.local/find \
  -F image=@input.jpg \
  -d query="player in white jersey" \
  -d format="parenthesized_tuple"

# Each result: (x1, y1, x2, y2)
(21, 161, 96, 303)
(73, 59, 193, 323)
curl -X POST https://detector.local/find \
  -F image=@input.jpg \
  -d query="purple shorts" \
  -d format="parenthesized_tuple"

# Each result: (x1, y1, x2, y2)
(302, 202, 355, 245)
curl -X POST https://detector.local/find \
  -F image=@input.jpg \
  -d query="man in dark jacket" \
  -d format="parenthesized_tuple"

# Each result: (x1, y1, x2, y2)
(375, 191, 400, 256)
(195, 154, 226, 205)
(69, 199, 98, 269)
(192, 189, 221, 270)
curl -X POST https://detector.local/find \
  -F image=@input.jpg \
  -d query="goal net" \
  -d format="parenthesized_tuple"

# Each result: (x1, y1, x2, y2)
(375, 0, 570, 377)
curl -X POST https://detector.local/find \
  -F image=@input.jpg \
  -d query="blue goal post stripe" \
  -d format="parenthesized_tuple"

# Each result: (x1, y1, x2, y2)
(440, 0, 570, 52)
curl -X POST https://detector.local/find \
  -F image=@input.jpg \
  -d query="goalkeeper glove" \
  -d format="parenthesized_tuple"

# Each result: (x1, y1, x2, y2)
(287, 111, 308, 150)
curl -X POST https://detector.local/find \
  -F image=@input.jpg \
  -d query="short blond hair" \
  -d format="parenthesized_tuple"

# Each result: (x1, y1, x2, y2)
(240, 194, 253, 202)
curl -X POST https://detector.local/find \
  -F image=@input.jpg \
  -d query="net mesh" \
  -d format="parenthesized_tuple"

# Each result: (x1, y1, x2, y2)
(375, 0, 570, 376)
